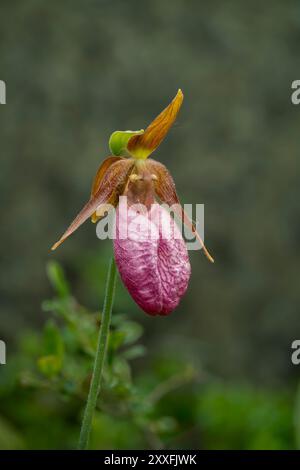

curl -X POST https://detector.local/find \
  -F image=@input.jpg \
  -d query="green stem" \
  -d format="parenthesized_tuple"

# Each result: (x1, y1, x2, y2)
(78, 257, 117, 450)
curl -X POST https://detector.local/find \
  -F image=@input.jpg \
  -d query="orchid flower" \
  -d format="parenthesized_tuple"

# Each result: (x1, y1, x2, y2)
(52, 90, 214, 316)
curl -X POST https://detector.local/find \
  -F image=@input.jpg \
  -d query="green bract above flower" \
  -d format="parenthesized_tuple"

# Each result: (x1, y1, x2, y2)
(109, 89, 184, 159)
(109, 130, 144, 157)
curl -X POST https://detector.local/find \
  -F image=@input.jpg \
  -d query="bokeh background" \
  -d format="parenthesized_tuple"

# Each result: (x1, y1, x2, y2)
(0, 0, 300, 449)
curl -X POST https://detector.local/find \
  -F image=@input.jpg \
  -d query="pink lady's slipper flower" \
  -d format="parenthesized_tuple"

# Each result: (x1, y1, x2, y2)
(52, 90, 214, 315)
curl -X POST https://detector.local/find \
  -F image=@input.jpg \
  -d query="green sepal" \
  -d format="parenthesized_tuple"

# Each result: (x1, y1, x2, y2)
(109, 129, 144, 156)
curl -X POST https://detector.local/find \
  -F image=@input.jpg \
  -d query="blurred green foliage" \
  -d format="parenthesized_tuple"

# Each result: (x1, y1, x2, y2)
(0, 262, 298, 449)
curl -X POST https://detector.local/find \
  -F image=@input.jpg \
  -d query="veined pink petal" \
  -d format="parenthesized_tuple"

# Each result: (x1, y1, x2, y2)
(114, 203, 191, 316)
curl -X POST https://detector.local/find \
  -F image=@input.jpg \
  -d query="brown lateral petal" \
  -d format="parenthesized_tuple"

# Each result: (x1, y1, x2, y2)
(146, 159, 179, 206)
(127, 89, 183, 159)
(91, 156, 122, 196)
(51, 158, 134, 250)
(90, 155, 122, 222)
(147, 159, 214, 263)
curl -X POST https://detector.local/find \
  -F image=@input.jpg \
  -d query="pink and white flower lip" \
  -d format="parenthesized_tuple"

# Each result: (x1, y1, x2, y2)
(114, 203, 191, 316)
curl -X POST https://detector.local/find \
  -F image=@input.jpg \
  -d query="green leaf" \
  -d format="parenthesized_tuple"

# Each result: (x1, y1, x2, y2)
(113, 357, 131, 381)
(154, 416, 177, 434)
(43, 320, 64, 359)
(294, 383, 300, 449)
(0, 416, 25, 449)
(109, 330, 126, 352)
(37, 320, 64, 377)
(109, 129, 144, 156)
(120, 321, 144, 345)
(46, 261, 70, 298)
(123, 345, 146, 360)
(37, 355, 62, 378)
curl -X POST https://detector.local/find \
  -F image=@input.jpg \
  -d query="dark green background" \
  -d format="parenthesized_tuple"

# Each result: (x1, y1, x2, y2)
(0, 0, 300, 448)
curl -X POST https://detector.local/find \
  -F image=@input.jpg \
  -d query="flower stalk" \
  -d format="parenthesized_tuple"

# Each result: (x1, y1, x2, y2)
(78, 257, 117, 450)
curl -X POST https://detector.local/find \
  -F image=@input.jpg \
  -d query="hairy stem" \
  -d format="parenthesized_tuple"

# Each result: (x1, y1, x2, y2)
(78, 257, 117, 449)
